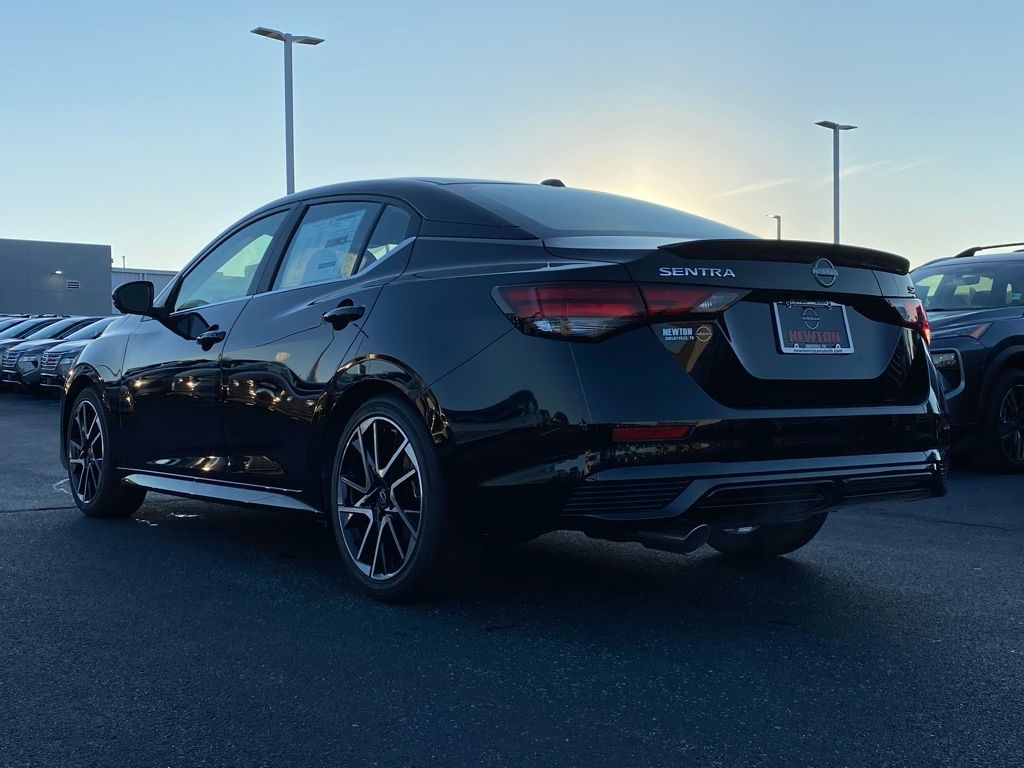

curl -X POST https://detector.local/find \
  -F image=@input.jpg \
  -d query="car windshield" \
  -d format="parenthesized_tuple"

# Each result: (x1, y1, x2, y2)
(912, 260, 1024, 311)
(0, 319, 51, 339)
(63, 317, 116, 341)
(23, 317, 88, 341)
(450, 183, 754, 239)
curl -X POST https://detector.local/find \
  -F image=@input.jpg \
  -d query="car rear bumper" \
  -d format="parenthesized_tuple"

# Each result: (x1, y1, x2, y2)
(558, 450, 947, 529)
(466, 449, 947, 535)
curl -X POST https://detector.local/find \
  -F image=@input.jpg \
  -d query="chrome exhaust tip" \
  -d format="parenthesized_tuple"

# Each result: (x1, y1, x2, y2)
(635, 524, 710, 555)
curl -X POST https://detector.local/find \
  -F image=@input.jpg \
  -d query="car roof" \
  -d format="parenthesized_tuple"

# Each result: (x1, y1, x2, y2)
(249, 178, 524, 229)
(914, 252, 1024, 271)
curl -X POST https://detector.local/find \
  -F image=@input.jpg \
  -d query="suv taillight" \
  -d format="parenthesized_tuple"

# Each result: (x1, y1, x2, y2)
(494, 283, 747, 341)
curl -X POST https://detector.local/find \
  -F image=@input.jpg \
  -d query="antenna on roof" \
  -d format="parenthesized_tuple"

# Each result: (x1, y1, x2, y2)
(954, 241, 1024, 258)
(540, 179, 566, 187)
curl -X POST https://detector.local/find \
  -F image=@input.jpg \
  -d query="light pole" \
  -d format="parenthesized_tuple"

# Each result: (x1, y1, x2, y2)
(251, 26, 325, 195)
(815, 120, 857, 244)
(766, 214, 782, 240)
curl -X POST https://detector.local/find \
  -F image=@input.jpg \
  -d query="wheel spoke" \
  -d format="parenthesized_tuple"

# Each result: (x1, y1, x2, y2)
(379, 437, 409, 479)
(339, 474, 369, 495)
(76, 461, 88, 498)
(391, 499, 419, 539)
(356, 519, 376, 561)
(338, 504, 373, 521)
(369, 518, 386, 577)
(391, 468, 416, 492)
(372, 420, 381, 476)
(386, 516, 407, 559)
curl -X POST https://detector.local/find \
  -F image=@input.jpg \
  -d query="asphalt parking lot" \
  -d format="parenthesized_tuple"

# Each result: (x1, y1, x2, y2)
(1, 393, 1022, 767)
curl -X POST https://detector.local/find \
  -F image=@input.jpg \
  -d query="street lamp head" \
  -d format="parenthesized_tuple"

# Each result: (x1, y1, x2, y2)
(251, 26, 287, 41)
(251, 27, 325, 45)
(816, 120, 857, 131)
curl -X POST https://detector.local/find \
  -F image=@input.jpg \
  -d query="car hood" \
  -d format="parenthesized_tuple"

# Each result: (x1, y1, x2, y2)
(43, 339, 90, 356)
(6, 338, 63, 355)
(928, 307, 1024, 329)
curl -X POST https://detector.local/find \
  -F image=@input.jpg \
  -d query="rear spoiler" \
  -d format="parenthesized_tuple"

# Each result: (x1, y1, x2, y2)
(658, 239, 910, 276)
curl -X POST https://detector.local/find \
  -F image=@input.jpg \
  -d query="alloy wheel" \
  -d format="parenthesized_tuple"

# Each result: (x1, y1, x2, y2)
(998, 384, 1024, 463)
(336, 416, 423, 580)
(68, 399, 104, 504)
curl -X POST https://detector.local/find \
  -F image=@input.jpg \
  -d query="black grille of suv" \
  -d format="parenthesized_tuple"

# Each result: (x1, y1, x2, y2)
(561, 478, 692, 516)
(1, 350, 18, 373)
(40, 351, 62, 374)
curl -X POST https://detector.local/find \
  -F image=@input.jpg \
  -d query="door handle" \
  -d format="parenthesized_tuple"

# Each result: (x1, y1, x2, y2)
(196, 329, 227, 350)
(323, 305, 365, 330)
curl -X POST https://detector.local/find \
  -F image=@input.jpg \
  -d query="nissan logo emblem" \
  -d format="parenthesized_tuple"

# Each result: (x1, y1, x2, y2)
(811, 258, 838, 287)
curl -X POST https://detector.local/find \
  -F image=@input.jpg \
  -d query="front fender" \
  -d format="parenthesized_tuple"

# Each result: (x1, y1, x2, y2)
(976, 342, 1024, 419)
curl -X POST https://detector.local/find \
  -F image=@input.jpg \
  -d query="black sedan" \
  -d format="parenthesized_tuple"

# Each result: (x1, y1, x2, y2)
(61, 179, 947, 599)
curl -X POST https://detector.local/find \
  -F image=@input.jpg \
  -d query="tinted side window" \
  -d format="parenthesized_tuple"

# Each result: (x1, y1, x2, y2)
(274, 202, 379, 290)
(358, 206, 413, 273)
(174, 212, 288, 311)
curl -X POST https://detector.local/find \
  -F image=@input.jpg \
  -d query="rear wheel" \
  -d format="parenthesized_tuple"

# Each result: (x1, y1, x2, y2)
(329, 395, 474, 601)
(67, 387, 146, 518)
(977, 370, 1024, 473)
(707, 513, 827, 559)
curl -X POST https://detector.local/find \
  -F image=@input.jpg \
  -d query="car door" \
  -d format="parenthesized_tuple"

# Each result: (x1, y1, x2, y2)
(119, 209, 291, 477)
(220, 200, 417, 490)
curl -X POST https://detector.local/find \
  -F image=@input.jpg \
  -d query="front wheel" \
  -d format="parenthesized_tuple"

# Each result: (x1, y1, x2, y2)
(66, 387, 146, 518)
(329, 395, 474, 601)
(976, 370, 1024, 473)
(707, 513, 827, 559)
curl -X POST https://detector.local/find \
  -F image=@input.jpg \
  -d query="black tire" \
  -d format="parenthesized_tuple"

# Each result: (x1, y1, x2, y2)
(66, 387, 146, 518)
(976, 369, 1024, 473)
(707, 513, 827, 559)
(328, 394, 475, 601)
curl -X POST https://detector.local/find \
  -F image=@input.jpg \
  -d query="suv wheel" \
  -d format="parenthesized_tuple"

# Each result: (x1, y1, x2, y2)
(707, 513, 827, 558)
(977, 369, 1024, 472)
(329, 395, 474, 601)
(67, 387, 147, 518)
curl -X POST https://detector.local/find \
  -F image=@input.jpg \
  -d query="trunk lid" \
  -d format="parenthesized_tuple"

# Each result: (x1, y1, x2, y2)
(545, 236, 928, 408)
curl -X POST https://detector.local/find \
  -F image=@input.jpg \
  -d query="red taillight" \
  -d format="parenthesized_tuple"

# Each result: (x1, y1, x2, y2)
(494, 283, 746, 341)
(639, 284, 748, 320)
(494, 284, 646, 341)
(888, 298, 930, 345)
(612, 425, 691, 442)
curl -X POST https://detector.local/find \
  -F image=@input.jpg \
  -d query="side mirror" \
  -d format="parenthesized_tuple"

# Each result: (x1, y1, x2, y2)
(113, 281, 156, 316)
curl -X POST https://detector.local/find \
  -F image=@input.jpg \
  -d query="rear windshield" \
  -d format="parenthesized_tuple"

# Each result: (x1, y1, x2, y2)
(912, 260, 1024, 311)
(450, 183, 752, 239)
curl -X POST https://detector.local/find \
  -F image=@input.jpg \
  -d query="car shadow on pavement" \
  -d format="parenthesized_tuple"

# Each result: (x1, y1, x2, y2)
(59, 498, 914, 647)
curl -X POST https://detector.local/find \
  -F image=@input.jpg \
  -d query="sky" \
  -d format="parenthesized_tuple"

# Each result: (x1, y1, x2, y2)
(1, 0, 1022, 271)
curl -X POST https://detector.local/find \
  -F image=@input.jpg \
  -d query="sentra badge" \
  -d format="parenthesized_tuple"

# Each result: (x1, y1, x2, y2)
(659, 266, 736, 278)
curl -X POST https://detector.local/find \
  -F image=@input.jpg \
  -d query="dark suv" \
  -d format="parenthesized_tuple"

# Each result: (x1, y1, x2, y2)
(912, 242, 1024, 470)
(62, 179, 948, 599)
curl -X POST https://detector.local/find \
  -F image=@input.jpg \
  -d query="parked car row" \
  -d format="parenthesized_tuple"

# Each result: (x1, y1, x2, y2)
(0, 314, 119, 394)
